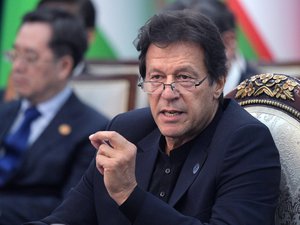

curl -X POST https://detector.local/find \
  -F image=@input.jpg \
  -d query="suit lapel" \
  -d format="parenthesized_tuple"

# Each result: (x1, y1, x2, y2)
(135, 129, 161, 190)
(134, 128, 210, 203)
(27, 119, 73, 159)
(134, 113, 220, 206)
(0, 101, 20, 141)
(22, 94, 78, 163)
(0, 101, 20, 156)
(169, 140, 208, 206)
(168, 106, 223, 206)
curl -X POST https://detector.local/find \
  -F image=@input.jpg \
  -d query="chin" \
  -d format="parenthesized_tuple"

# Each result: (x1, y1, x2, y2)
(17, 91, 31, 99)
(160, 128, 183, 138)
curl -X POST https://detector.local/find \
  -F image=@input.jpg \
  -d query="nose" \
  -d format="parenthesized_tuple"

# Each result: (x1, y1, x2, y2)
(163, 76, 176, 92)
(163, 83, 176, 91)
(161, 82, 179, 99)
(12, 56, 27, 65)
(12, 57, 27, 72)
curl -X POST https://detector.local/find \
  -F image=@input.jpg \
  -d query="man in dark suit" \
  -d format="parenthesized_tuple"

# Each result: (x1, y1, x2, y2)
(26, 10, 280, 225)
(0, 8, 108, 224)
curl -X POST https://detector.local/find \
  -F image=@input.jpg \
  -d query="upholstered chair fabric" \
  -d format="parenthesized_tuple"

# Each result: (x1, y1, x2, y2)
(226, 73, 300, 225)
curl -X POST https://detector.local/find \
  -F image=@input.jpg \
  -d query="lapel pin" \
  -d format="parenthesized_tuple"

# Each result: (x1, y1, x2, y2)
(193, 163, 200, 174)
(58, 124, 72, 136)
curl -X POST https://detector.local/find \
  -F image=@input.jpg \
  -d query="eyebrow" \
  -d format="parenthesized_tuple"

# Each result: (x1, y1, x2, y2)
(148, 65, 198, 74)
(173, 66, 198, 75)
(147, 68, 163, 74)
(13, 45, 40, 56)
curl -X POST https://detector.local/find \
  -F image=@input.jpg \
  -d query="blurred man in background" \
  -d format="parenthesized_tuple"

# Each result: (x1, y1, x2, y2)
(37, 0, 97, 76)
(0, 8, 108, 224)
(1, 0, 97, 102)
(37, 0, 96, 45)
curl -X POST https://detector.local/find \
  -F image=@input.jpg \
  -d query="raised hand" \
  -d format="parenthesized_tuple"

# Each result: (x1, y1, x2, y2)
(89, 131, 137, 205)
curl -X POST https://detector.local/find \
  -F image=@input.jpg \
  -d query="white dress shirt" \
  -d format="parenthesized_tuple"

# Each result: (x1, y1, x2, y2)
(9, 86, 72, 146)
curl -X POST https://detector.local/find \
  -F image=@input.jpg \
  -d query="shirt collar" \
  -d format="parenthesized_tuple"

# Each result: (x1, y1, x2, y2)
(21, 85, 72, 117)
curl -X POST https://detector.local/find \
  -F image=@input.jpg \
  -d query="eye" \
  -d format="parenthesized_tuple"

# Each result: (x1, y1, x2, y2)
(176, 74, 194, 81)
(25, 53, 38, 63)
(149, 74, 164, 81)
(5, 50, 17, 60)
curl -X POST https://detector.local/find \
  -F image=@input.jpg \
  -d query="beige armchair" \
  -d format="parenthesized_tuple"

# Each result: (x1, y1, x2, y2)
(226, 73, 300, 225)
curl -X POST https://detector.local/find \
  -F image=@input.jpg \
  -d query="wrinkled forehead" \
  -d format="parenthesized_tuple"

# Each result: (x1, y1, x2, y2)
(145, 42, 206, 69)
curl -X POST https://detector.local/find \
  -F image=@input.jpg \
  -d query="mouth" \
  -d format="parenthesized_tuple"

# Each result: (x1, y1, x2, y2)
(13, 74, 26, 82)
(161, 110, 183, 117)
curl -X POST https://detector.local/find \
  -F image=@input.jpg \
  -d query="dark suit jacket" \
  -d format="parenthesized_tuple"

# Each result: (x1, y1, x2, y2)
(0, 88, 5, 103)
(27, 99, 281, 225)
(0, 93, 109, 224)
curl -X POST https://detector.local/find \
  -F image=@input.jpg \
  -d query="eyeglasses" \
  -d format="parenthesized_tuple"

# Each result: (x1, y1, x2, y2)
(138, 76, 207, 94)
(3, 50, 53, 65)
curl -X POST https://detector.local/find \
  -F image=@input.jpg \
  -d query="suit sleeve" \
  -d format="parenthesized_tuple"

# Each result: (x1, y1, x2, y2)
(61, 136, 96, 196)
(24, 159, 98, 225)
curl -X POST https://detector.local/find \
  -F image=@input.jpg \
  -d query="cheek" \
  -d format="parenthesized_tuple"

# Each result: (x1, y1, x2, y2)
(189, 92, 212, 115)
(148, 95, 159, 108)
(28, 70, 53, 91)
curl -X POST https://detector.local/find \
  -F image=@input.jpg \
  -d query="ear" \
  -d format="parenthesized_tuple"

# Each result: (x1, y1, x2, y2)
(213, 76, 226, 99)
(57, 55, 74, 80)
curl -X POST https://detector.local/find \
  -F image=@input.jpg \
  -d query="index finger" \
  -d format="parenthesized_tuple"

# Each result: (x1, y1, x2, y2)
(89, 131, 125, 149)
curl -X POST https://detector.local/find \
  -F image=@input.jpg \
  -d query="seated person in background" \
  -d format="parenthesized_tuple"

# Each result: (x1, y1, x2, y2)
(25, 10, 281, 225)
(0, 0, 96, 102)
(37, 0, 96, 76)
(165, 0, 260, 95)
(0, 8, 108, 225)
(37, 0, 96, 45)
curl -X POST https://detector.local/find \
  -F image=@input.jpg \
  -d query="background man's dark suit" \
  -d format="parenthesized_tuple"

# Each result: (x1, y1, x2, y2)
(0, 92, 108, 223)
(0, 89, 4, 102)
(239, 61, 260, 83)
(31, 99, 281, 225)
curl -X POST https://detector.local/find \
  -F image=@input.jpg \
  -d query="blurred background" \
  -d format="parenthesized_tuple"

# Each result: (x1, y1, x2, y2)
(0, 0, 299, 115)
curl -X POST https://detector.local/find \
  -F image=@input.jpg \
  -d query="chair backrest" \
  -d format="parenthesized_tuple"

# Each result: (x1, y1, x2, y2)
(71, 73, 139, 119)
(87, 59, 140, 76)
(226, 73, 300, 225)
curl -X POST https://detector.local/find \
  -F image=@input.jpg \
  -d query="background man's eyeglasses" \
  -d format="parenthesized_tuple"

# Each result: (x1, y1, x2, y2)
(3, 50, 53, 65)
